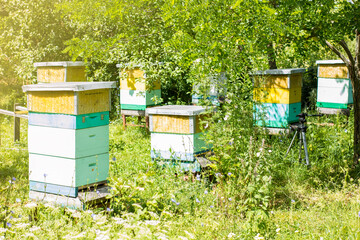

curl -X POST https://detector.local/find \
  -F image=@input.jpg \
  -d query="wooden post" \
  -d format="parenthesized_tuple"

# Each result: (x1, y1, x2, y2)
(14, 103, 20, 142)
(122, 114, 126, 130)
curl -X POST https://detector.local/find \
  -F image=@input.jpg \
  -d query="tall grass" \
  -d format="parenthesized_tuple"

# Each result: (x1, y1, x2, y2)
(0, 113, 360, 239)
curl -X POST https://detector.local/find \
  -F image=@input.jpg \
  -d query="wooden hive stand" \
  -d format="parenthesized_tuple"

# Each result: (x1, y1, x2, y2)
(121, 109, 149, 129)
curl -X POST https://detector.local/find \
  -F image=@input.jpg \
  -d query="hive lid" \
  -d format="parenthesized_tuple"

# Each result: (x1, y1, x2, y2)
(252, 68, 306, 75)
(146, 105, 207, 116)
(316, 60, 345, 65)
(34, 61, 85, 67)
(22, 82, 116, 92)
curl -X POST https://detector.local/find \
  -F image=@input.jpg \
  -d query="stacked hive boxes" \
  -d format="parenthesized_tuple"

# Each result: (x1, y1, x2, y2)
(192, 72, 226, 106)
(146, 105, 211, 171)
(253, 68, 305, 128)
(23, 82, 115, 197)
(316, 60, 353, 109)
(34, 61, 86, 83)
(116, 64, 161, 110)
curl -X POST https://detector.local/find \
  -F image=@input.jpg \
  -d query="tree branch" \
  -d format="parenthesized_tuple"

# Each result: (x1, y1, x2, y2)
(325, 40, 350, 67)
(339, 40, 355, 66)
(355, 29, 360, 73)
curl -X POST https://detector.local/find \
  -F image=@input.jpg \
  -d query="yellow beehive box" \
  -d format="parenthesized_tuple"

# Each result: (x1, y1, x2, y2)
(116, 64, 161, 91)
(23, 82, 116, 115)
(254, 87, 301, 104)
(316, 60, 348, 79)
(34, 62, 86, 83)
(252, 68, 305, 89)
(146, 105, 209, 134)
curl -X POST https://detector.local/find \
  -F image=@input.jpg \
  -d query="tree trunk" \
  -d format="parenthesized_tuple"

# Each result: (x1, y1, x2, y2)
(349, 67, 360, 166)
(324, 34, 360, 166)
(267, 42, 277, 69)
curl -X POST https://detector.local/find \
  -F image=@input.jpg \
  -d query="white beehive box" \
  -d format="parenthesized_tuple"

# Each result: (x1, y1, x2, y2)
(146, 105, 211, 165)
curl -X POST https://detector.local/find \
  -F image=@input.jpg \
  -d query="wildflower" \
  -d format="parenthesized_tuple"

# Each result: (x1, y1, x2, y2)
(192, 169, 196, 173)
(228, 172, 232, 176)
(43, 173, 47, 178)
(10, 211, 14, 214)
(254, 233, 264, 240)
(276, 228, 280, 233)
(106, 208, 112, 212)
(358, 211, 360, 217)
(25, 202, 37, 208)
(91, 213, 96, 219)
(224, 115, 229, 121)
(291, 199, 295, 203)
(196, 198, 200, 203)
(96, 190, 100, 195)
(228, 233, 236, 238)
(171, 198, 176, 203)
(215, 173, 221, 177)
(268, 150, 272, 153)
(6, 223, 11, 228)
(204, 190, 208, 194)
(12, 177, 16, 181)
(345, 129, 348, 133)
(228, 198, 232, 201)
(256, 152, 261, 157)
(18, 215, 22, 218)
(16, 198, 21, 203)
(176, 202, 180, 206)
(112, 157, 116, 161)
(210, 205, 214, 208)
(9, 216, 13, 220)
(196, 175, 201, 181)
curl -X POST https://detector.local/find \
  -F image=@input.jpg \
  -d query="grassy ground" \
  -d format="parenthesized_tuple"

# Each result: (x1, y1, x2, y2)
(1, 115, 360, 239)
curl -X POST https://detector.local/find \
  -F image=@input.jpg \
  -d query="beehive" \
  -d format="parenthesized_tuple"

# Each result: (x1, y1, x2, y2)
(316, 60, 353, 109)
(146, 105, 211, 171)
(34, 62, 86, 83)
(253, 68, 305, 128)
(192, 72, 226, 106)
(117, 64, 161, 110)
(23, 82, 115, 197)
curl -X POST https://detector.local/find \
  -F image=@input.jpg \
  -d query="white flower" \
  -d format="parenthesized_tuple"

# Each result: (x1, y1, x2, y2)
(256, 152, 261, 157)
(224, 115, 229, 121)
(29, 226, 41, 232)
(276, 228, 281, 233)
(25, 202, 37, 208)
(144, 220, 160, 226)
(14, 223, 30, 229)
(254, 233, 264, 240)
(268, 150, 272, 153)
(228, 232, 236, 238)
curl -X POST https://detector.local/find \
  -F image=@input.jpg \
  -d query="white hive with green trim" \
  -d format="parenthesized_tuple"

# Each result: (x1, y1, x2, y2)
(316, 60, 353, 109)
(117, 64, 161, 111)
(146, 105, 212, 172)
(34, 61, 86, 83)
(253, 68, 305, 128)
(23, 81, 115, 198)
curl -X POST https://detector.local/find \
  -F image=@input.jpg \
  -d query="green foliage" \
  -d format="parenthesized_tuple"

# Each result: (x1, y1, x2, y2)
(0, 0, 75, 83)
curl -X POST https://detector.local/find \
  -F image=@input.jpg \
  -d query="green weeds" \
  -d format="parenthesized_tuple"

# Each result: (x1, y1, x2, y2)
(0, 111, 360, 239)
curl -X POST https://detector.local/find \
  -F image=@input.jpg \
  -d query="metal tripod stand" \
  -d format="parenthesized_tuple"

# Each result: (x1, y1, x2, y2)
(285, 113, 323, 167)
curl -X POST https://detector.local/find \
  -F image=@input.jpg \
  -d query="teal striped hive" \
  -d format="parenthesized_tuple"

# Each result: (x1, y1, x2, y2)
(23, 82, 115, 198)
(252, 68, 305, 128)
(146, 105, 212, 172)
(316, 60, 353, 109)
